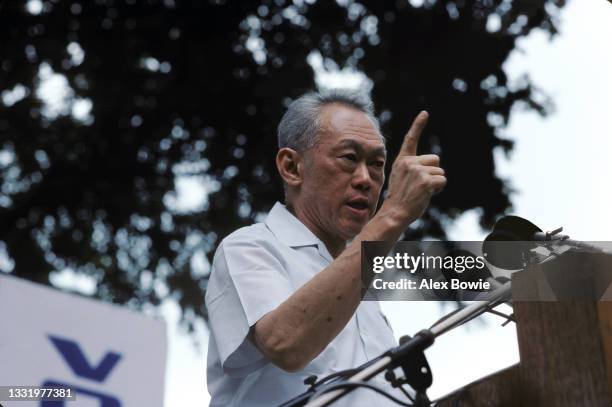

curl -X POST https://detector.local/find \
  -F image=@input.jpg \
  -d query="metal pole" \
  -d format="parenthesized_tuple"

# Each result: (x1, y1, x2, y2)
(304, 356, 392, 407)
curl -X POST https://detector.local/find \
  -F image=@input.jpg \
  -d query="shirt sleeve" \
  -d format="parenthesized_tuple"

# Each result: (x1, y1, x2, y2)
(206, 234, 294, 377)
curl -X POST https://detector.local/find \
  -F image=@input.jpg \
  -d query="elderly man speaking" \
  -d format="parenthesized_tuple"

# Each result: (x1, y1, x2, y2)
(205, 89, 446, 406)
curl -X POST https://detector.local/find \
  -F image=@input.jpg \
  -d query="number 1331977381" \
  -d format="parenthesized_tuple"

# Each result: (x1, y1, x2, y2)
(0, 386, 76, 402)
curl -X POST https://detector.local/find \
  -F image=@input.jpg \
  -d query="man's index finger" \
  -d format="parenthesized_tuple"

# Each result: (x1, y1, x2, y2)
(400, 110, 429, 156)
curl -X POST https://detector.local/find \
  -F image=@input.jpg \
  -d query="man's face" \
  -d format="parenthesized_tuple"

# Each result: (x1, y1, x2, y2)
(298, 104, 386, 242)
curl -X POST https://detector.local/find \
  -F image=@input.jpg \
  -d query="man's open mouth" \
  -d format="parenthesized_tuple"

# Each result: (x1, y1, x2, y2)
(346, 200, 369, 211)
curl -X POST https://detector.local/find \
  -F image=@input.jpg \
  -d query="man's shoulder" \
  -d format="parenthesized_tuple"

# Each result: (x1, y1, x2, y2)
(209, 220, 288, 280)
(221, 221, 272, 245)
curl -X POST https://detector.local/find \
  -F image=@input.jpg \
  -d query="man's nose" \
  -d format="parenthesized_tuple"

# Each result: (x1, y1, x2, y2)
(351, 162, 373, 191)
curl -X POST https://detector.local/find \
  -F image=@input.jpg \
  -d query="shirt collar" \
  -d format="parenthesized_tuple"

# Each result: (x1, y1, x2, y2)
(264, 202, 334, 262)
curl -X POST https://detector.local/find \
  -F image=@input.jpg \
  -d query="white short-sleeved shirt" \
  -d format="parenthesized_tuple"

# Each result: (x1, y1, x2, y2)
(206, 202, 399, 406)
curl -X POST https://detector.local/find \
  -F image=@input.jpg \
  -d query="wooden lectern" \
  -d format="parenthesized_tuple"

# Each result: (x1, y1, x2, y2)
(435, 251, 612, 407)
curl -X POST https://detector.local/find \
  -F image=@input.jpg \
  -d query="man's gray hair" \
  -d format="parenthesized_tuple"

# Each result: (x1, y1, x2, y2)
(277, 88, 382, 151)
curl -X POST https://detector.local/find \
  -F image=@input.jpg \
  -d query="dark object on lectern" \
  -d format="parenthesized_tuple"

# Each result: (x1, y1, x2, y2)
(483, 215, 611, 271)
(490, 216, 543, 241)
(482, 216, 542, 270)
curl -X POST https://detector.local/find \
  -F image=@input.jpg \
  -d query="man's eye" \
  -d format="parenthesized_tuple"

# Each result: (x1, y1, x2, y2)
(373, 160, 385, 168)
(341, 154, 357, 162)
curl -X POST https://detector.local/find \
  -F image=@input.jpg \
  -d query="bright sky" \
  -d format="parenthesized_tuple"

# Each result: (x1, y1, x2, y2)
(164, 1, 612, 405)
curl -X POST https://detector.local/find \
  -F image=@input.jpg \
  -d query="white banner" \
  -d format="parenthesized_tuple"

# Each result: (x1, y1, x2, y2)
(0, 274, 167, 407)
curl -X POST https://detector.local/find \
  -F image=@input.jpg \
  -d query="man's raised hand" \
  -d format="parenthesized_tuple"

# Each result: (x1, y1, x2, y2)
(382, 111, 447, 224)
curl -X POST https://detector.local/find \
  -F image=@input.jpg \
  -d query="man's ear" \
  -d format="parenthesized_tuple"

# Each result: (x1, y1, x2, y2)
(276, 147, 303, 187)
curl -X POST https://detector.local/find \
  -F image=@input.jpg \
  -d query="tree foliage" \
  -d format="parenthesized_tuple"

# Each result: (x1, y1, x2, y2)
(0, 0, 565, 326)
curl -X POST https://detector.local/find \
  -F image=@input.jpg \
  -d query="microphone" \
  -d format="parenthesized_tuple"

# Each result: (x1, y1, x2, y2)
(482, 216, 541, 270)
(488, 216, 543, 241)
(483, 215, 611, 270)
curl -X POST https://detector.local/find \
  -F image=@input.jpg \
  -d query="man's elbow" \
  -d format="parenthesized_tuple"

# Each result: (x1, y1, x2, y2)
(270, 350, 309, 373)
(253, 328, 311, 372)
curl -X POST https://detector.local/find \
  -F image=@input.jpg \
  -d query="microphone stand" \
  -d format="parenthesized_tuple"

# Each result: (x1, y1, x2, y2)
(297, 280, 513, 407)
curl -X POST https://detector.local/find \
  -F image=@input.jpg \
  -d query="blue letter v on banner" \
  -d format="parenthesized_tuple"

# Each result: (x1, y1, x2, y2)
(48, 335, 122, 382)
